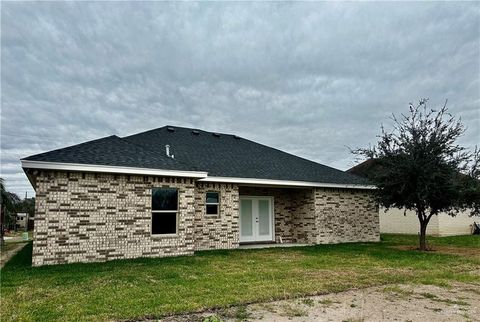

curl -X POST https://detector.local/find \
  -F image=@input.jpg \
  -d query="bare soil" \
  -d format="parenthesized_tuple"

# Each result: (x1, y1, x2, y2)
(393, 245, 480, 259)
(0, 241, 27, 268)
(163, 282, 480, 322)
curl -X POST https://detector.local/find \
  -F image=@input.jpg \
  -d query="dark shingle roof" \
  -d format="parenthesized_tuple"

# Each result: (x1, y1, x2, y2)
(23, 126, 367, 185)
(23, 135, 193, 171)
(347, 159, 379, 179)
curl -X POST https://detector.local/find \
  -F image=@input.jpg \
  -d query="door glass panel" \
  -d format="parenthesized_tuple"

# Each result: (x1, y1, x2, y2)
(258, 199, 270, 236)
(240, 199, 253, 237)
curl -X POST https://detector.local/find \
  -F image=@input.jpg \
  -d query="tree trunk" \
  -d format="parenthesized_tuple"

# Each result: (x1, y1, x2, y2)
(419, 221, 427, 251)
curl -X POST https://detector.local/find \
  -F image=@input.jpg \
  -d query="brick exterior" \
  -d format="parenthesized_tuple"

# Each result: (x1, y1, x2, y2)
(32, 171, 379, 266)
(238, 187, 379, 244)
(194, 183, 240, 250)
(33, 171, 196, 266)
(313, 188, 380, 243)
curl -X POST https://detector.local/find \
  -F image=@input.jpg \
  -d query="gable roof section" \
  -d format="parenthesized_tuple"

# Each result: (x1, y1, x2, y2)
(347, 159, 379, 179)
(22, 126, 371, 188)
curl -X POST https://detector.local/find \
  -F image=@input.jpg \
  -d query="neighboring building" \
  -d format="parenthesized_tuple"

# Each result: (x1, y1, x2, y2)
(22, 126, 379, 267)
(348, 160, 477, 236)
(16, 213, 28, 230)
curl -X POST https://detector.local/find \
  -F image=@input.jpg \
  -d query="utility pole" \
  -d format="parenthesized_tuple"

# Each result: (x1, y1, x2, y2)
(24, 191, 29, 232)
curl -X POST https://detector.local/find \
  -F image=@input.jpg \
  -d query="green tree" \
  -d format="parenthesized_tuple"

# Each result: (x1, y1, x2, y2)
(1, 178, 20, 244)
(353, 99, 480, 250)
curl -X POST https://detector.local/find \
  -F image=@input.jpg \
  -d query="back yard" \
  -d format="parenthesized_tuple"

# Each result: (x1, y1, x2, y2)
(1, 234, 479, 321)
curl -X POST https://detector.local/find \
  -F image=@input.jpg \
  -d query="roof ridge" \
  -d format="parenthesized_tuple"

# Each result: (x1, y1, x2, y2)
(123, 125, 237, 139)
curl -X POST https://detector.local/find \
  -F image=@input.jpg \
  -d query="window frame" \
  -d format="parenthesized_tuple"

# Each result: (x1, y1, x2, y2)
(205, 191, 220, 216)
(151, 187, 179, 236)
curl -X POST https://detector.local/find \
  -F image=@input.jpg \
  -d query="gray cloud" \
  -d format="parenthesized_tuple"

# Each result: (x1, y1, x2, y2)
(1, 2, 479, 197)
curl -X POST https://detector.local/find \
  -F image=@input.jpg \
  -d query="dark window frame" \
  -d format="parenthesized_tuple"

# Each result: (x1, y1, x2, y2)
(151, 187, 179, 236)
(205, 191, 220, 216)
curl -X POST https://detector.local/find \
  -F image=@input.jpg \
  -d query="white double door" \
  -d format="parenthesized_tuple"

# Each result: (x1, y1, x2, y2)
(240, 196, 274, 243)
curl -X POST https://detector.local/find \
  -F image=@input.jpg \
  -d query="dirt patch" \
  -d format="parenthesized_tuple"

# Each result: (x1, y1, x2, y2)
(161, 282, 480, 322)
(1, 242, 27, 268)
(393, 245, 480, 259)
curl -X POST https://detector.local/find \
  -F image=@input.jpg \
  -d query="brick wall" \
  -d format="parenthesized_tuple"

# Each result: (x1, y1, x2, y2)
(32, 171, 379, 266)
(314, 188, 380, 243)
(238, 187, 378, 244)
(33, 171, 196, 266)
(194, 182, 240, 250)
(290, 189, 317, 243)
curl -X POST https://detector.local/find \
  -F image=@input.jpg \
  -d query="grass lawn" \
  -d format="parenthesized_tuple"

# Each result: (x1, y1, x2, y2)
(1, 234, 479, 321)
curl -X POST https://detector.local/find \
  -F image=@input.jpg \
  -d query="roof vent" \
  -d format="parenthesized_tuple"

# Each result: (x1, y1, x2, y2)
(165, 145, 174, 158)
(192, 130, 199, 135)
(234, 135, 241, 140)
(213, 133, 220, 137)
(167, 127, 175, 132)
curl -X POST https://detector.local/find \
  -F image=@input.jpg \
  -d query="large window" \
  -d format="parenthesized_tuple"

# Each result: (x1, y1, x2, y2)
(206, 192, 219, 215)
(151, 188, 178, 235)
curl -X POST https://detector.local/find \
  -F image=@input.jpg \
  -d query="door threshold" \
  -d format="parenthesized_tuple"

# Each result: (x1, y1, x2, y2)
(238, 242, 309, 249)
(239, 241, 276, 245)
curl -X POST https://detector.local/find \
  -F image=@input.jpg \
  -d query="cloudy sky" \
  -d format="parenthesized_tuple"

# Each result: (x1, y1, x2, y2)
(1, 2, 479, 197)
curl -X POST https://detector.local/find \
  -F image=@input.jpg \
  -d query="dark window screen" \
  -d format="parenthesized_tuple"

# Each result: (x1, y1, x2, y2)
(152, 188, 178, 211)
(206, 192, 219, 204)
(152, 212, 177, 234)
(206, 204, 218, 215)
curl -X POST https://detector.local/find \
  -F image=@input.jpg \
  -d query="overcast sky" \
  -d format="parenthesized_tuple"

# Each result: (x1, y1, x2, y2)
(1, 2, 479, 197)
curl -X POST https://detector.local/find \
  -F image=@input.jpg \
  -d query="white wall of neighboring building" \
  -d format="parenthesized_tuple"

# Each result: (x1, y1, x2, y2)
(380, 207, 476, 236)
(438, 211, 477, 236)
(380, 208, 439, 235)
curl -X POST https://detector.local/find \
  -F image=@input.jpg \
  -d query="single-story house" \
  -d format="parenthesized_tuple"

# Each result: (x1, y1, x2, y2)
(347, 160, 477, 236)
(22, 126, 379, 266)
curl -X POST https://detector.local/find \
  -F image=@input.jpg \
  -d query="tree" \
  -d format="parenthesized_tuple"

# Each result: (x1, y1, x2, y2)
(0, 178, 20, 245)
(353, 99, 480, 250)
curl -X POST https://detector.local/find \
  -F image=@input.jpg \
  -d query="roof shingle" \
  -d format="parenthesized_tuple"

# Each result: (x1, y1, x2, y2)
(23, 126, 367, 185)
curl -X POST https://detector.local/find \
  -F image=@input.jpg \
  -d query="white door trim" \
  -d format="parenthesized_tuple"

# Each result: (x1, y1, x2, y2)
(239, 196, 275, 243)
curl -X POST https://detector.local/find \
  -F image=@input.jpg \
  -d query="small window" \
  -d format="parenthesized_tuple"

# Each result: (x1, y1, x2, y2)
(151, 188, 178, 235)
(206, 192, 219, 215)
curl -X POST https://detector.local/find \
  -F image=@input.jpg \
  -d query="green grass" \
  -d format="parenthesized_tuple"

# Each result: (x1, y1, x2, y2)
(381, 233, 480, 248)
(1, 235, 479, 321)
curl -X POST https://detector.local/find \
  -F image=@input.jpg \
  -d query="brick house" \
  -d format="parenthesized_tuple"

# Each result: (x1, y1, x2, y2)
(22, 126, 379, 266)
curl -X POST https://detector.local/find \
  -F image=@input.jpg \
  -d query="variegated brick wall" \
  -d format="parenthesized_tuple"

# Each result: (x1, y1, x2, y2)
(238, 186, 379, 244)
(314, 188, 380, 243)
(33, 171, 196, 266)
(194, 183, 240, 250)
(290, 189, 317, 243)
(32, 171, 379, 266)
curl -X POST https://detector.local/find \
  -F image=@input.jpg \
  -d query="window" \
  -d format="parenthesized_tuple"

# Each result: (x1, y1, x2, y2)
(206, 192, 219, 215)
(151, 188, 178, 235)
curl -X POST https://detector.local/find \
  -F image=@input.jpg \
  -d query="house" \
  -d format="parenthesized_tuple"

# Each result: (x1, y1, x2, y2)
(22, 126, 379, 266)
(16, 213, 28, 230)
(347, 160, 476, 236)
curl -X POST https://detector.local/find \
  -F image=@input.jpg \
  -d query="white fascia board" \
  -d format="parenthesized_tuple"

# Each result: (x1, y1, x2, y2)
(21, 160, 208, 178)
(198, 176, 376, 190)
